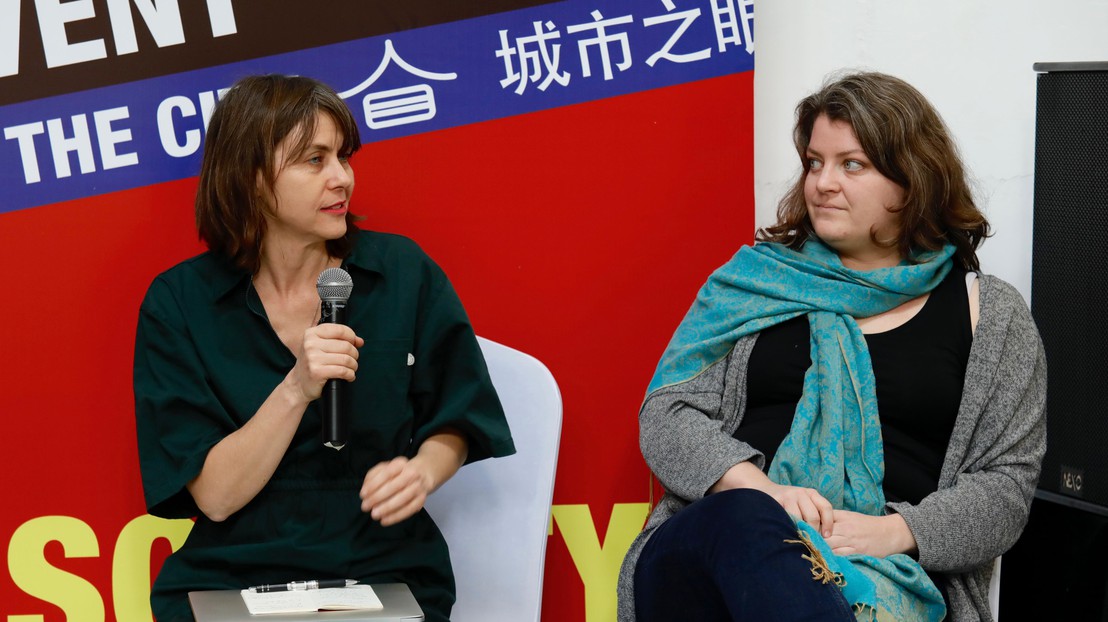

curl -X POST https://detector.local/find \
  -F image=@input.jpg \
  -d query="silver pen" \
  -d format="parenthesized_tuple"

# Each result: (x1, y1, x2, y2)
(249, 579, 358, 593)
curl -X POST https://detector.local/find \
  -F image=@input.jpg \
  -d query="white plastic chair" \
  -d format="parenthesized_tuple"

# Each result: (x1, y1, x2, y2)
(424, 336, 562, 622)
(989, 556, 1001, 620)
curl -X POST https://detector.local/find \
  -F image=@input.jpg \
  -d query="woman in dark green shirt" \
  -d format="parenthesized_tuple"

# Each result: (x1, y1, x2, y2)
(133, 75, 515, 622)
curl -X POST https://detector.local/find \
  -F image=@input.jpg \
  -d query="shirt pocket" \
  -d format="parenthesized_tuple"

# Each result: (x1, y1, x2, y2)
(352, 338, 414, 432)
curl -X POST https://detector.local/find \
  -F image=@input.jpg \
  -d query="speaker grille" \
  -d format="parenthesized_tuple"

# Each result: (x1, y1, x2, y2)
(1031, 69, 1108, 508)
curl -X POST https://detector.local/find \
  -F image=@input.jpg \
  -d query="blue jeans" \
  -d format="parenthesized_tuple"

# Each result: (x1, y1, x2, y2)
(634, 488, 856, 622)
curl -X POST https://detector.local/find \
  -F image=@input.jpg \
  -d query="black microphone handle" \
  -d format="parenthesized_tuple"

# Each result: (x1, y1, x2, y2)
(320, 300, 349, 450)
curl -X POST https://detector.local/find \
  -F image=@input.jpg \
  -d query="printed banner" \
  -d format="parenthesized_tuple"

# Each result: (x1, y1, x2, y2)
(1, 0, 753, 213)
(0, 1, 755, 621)
(0, 0, 559, 105)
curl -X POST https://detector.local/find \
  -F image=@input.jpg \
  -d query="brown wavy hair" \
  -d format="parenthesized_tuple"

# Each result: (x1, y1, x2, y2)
(195, 74, 363, 273)
(757, 71, 990, 271)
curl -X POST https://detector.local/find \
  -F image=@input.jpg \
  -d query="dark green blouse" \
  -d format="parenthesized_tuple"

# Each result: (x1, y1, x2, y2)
(134, 229, 515, 622)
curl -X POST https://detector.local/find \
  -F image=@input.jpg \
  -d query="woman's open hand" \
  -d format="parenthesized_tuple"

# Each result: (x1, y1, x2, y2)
(762, 481, 836, 538)
(825, 510, 917, 558)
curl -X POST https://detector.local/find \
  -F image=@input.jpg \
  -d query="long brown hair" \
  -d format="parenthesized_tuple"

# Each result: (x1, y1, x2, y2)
(195, 74, 363, 273)
(758, 71, 990, 271)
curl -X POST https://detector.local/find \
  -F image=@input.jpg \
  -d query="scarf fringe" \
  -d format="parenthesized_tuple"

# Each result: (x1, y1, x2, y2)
(852, 603, 900, 622)
(784, 530, 845, 587)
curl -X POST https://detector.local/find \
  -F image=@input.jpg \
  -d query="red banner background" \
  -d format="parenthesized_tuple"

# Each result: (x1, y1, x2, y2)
(1, 52, 752, 622)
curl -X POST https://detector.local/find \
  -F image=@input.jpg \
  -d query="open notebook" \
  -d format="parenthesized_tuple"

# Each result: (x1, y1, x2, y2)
(189, 583, 424, 621)
(240, 585, 383, 614)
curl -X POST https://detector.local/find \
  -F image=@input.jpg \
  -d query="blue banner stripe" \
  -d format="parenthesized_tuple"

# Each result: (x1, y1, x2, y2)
(0, 0, 753, 214)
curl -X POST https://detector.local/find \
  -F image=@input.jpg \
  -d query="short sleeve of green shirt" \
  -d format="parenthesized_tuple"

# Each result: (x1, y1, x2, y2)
(134, 272, 237, 518)
(133, 228, 515, 520)
(405, 251, 517, 464)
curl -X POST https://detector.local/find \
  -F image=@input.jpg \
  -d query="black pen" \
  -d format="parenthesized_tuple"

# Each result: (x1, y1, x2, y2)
(249, 579, 358, 593)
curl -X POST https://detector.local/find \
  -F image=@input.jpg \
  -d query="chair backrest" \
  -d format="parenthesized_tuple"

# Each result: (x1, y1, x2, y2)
(424, 336, 562, 622)
(989, 556, 1001, 620)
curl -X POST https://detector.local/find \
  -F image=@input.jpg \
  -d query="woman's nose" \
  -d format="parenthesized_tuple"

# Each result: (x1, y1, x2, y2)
(327, 158, 354, 187)
(814, 166, 839, 193)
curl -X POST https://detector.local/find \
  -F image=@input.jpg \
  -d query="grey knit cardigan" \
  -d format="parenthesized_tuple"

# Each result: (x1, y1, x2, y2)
(617, 275, 1047, 622)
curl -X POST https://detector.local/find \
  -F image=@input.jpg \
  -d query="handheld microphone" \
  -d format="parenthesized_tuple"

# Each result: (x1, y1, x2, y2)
(317, 267, 354, 451)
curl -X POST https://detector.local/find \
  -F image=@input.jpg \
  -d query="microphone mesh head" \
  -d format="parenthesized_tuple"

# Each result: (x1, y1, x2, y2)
(317, 267, 353, 302)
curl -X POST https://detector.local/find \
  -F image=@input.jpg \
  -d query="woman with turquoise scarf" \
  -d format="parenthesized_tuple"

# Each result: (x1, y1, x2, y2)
(617, 72, 1047, 622)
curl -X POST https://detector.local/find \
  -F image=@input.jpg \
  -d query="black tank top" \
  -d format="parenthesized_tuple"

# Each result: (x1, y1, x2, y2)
(737, 268, 972, 504)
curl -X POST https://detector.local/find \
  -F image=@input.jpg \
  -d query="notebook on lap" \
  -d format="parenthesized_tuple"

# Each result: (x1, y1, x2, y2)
(188, 583, 424, 622)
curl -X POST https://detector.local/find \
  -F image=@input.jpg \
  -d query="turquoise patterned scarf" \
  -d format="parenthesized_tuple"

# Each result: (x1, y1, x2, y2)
(647, 239, 953, 621)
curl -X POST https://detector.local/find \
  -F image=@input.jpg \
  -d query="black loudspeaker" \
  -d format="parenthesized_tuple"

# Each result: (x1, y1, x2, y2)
(1000, 496, 1108, 619)
(1030, 62, 1108, 512)
(1006, 62, 1108, 621)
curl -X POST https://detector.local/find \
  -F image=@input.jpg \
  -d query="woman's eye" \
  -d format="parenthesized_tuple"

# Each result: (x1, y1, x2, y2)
(807, 158, 822, 171)
(308, 155, 323, 165)
(843, 159, 863, 172)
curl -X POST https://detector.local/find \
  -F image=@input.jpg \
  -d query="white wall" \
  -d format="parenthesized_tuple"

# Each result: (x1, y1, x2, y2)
(754, 0, 1108, 301)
